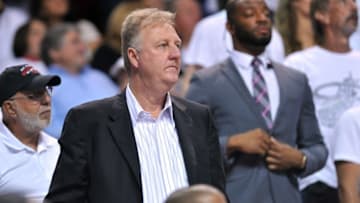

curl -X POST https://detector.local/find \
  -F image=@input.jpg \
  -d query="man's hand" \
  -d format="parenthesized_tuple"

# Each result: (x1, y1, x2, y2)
(266, 137, 305, 171)
(227, 128, 271, 156)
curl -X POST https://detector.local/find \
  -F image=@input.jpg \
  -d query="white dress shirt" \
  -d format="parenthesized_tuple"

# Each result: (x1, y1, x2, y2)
(126, 86, 189, 203)
(230, 50, 280, 121)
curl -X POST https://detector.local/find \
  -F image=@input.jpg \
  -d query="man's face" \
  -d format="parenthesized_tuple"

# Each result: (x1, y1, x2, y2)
(134, 23, 182, 90)
(53, 30, 87, 71)
(175, 0, 202, 38)
(10, 88, 52, 133)
(43, 0, 69, 18)
(228, 0, 272, 48)
(326, 0, 358, 37)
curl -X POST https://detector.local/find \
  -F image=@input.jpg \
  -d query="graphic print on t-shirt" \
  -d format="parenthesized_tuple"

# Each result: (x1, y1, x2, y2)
(314, 73, 360, 128)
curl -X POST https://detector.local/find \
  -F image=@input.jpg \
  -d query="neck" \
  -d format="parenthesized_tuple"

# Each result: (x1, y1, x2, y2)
(321, 29, 351, 53)
(233, 41, 265, 56)
(5, 121, 40, 151)
(295, 13, 315, 49)
(47, 17, 62, 27)
(57, 63, 82, 75)
(24, 55, 40, 61)
(180, 31, 192, 48)
(129, 79, 168, 118)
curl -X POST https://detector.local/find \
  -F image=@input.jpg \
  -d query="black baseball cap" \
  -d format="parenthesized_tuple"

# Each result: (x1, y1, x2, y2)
(0, 64, 61, 106)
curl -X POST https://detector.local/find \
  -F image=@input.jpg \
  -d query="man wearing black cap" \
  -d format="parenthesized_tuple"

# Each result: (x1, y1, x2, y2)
(0, 64, 61, 202)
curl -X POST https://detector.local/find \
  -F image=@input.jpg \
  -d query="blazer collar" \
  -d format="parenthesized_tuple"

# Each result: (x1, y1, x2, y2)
(271, 63, 287, 130)
(221, 58, 270, 131)
(108, 92, 142, 188)
(171, 97, 198, 185)
(107, 94, 199, 188)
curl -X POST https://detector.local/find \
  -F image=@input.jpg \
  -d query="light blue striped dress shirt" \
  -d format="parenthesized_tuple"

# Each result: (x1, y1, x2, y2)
(126, 86, 189, 203)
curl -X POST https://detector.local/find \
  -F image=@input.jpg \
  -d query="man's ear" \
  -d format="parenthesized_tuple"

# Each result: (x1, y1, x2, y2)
(128, 47, 139, 69)
(315, 10, 330, 25)
(226, 21, 235, 35)
(2, 101, 17, 118)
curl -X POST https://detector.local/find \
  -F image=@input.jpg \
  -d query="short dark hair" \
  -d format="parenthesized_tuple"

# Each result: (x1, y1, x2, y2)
(13, 22, 31, 57)
(225, 0, 240, 25)
(310, 0, 330, 44)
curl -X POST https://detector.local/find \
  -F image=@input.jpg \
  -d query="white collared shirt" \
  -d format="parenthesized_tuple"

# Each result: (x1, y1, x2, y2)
(126, 86, 189, 203)
(230, 50, 280, 121)
(0, 122, 60, 203)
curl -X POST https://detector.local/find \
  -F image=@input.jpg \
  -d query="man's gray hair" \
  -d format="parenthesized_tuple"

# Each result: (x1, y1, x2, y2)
(41, 23, 79, 66)
(121, 8, 175, 74)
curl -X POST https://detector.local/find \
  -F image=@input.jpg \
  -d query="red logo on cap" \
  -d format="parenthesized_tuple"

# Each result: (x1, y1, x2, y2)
(20, 65, 39, 76)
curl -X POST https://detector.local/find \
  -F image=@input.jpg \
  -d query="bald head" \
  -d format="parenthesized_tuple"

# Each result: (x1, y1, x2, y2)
(165, 184, 227, 203)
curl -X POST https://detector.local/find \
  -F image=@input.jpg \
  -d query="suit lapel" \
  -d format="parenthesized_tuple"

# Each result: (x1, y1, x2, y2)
(108, 93, 141, 188)
(271, 63, 287, 130)
(221, 58, 268, 130)
(172, 97, 198, 185)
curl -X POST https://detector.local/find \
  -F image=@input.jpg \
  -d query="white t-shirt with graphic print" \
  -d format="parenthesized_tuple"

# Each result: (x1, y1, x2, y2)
(284, 46, 360, 189)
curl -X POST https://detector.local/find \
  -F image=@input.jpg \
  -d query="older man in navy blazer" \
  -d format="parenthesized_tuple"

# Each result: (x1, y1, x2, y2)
(45, 8, 225, 203)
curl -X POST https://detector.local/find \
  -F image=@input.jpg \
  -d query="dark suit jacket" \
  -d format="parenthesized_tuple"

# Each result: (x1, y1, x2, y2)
(186, 58, 328, 203)
(45, 93, 225, 203)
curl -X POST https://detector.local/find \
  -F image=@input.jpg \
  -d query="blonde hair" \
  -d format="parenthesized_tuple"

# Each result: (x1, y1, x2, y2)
(121, 8, 175, 72)
(106, 2, 146, 53)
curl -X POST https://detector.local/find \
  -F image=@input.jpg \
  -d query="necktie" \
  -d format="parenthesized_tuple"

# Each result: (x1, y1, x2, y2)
(251, 57, 273, 129)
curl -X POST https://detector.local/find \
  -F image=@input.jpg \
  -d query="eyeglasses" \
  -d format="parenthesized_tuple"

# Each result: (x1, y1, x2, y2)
(8, 86, 53, 104)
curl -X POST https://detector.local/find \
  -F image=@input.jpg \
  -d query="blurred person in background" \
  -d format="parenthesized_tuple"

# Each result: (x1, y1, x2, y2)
(91, 1, 146, 77)
(0, 0, 28, 64)
(276, 0, 315, 55)
(30, 0, 102, 60)
(170, 0, 202, 69)
(0, 64, 61, 203)
(1, 19, 47, 74)
(350, 0, 360, 51)
(42, 23, 118, 139)
(333, 106, 360, 203)
(284, 0, 360, 202)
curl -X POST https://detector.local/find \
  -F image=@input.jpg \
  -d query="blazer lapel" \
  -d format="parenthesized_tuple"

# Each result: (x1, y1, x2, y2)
(172, 98, 198, 185)
(221, 58, 269, 130)
(271, 63, 287, 130)
(108, 93, 141, 188)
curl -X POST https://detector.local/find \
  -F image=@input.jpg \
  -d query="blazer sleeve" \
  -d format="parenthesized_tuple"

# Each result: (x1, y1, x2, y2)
(296, 76, 328, 177)
(45, 108, 89, 203)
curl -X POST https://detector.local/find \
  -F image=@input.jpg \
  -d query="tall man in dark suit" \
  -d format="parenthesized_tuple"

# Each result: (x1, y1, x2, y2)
(186, 0, 328, 202)
(45, 8, 225, 203)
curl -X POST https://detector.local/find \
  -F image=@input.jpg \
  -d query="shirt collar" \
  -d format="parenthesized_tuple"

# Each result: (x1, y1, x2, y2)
(230, 49, 271, 70)
(0, 121, 58, 153)
(49, 64, 90, 75)
(125, 84, 174, 125)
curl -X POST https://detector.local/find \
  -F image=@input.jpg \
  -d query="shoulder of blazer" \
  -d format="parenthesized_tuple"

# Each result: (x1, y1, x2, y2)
(68, 93, 126, 120)
(272, 61, 307, 84)
(172, 95, 209, 115)
(194, 58, 231, 81)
